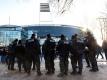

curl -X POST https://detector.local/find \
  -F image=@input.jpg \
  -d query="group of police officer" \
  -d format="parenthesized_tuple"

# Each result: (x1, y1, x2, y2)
(6, 31, 99, 77)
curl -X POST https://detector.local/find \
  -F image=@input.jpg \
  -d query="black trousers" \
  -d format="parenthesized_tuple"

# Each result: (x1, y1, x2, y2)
(17, 56, 26, 71)
(32, 55, 41, 73)
(7, 55, 15, 70)
(44, 55, 55, 73)
(71, 54, 83, 72)
(89, 51, 98, 70)
(59, 56, 68, 74)
(84, 52, 90, 66)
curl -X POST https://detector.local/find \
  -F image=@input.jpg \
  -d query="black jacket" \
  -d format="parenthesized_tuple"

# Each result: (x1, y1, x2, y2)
(42, 39, 56, 57)
(57, 40, 69, 57)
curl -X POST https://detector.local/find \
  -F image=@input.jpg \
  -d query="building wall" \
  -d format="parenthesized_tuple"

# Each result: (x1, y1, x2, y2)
(0, 26, 21, 46)
(23, 25, 81, 39)
(0, 25, 81, 46)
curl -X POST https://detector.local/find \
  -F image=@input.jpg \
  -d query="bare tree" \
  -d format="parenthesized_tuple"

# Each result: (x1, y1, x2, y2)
(97, 1, 107, 41)
(49, 0, 74, 15)
(97, 18, 107, 41)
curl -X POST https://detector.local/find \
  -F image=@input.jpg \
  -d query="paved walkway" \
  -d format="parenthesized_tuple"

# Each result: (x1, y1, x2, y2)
(0, 58, 107, 80)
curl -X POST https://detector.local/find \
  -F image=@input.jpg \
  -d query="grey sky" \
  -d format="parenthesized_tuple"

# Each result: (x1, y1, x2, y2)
(0, 0, 107, 27)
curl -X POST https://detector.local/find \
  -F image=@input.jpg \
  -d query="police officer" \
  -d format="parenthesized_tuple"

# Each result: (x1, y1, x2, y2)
(86, 31, 99, 72)
(57, 34, 69, 77)
(15, 40, 26, 72)
(42, 34, 56, 74)
(25, 33, 42, 75)
(69, 34, 84, 75)
(7, 39, 18, 70)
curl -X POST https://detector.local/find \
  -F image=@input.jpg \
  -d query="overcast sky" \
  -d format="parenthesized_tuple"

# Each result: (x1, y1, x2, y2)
(0, 0, 107, 45)
(0, 0, 107, 27)
(0, 0, 40, 25)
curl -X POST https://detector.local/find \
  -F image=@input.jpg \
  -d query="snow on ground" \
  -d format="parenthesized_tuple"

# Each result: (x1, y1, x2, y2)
(0, 57, 107, 80)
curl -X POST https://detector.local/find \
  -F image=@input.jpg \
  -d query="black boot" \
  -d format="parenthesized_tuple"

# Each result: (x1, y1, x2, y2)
(37, 71, 42, 76)
(70, 71, 77, 75)
(78, 69, 82, 75)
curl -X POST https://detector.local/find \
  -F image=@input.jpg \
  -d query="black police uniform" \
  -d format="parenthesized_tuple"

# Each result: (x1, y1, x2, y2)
(70, 39, 84, 75)
(25, 38, 42, 75)
(15, 40, 26, 72)
(7, 39, 18, 70)
(42, 38, 56, 74)
(57, 38, 69, 76)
